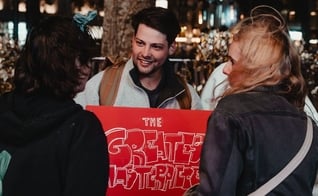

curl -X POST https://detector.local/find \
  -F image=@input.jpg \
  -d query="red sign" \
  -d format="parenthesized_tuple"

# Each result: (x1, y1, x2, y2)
(86, 106, 211, 196)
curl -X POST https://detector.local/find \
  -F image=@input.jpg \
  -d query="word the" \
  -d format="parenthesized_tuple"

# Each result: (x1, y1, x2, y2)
(141, 117, 162, 127)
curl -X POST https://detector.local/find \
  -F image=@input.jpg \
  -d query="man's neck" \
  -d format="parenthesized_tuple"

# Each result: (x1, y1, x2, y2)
(139, 69, 163, 91)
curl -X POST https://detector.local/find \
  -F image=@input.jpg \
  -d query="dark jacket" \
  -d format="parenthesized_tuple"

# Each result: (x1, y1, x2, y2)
(0, 91, 109, 196)
(197, 87, 318, 195)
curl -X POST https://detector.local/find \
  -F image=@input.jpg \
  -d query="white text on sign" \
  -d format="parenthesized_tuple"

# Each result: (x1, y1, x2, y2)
(142, 117, 162, 127)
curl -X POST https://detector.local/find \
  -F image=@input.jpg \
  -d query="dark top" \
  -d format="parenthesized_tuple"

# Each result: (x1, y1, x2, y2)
(0, 91, 109, 196)
(197, 87, 318, 196)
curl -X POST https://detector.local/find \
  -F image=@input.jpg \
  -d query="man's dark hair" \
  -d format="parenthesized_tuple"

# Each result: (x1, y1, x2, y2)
(132, 7, 181, 45)
(14, 15, 96, 99)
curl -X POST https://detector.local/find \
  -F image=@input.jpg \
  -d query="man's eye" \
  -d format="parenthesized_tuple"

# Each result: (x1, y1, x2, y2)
(153, 45, 162, 50)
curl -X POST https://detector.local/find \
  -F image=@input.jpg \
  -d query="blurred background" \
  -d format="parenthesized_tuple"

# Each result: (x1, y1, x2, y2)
(0, 0, 317, 109)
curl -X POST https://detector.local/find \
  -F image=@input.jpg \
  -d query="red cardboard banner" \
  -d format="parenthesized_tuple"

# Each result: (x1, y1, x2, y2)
(86, 106, 211, 196)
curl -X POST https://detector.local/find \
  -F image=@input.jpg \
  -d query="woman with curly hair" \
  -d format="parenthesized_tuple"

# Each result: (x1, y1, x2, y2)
(0, 15, 109, 196)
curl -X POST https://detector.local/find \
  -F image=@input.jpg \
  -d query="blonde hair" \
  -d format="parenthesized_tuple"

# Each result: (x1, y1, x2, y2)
(224, 5, 306, 108)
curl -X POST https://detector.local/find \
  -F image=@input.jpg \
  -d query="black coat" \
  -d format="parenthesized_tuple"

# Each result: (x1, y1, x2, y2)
(197, 88, 318, 195)
(0, 91, 109, 196)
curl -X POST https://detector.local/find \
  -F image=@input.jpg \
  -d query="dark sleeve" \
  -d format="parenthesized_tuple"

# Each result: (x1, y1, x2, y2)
(63, 111, 109, 196)
(197, 110, 244, 196)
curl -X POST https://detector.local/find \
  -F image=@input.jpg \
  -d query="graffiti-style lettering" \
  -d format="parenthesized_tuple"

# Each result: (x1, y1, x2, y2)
(106, 128, 204, 191)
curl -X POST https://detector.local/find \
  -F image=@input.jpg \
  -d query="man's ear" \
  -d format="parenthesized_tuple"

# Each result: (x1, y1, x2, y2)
(168, 41, 177, 55)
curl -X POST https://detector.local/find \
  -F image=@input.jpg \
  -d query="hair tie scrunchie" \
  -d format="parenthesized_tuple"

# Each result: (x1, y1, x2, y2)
(73, 10, 97, 32)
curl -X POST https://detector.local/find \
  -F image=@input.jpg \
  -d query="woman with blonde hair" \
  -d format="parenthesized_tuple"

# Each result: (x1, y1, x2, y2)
(196, 5, 318, 196)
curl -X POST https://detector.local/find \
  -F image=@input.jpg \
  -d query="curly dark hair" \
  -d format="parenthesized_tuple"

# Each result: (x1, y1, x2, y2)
(132, 7, 181, 46)
(14, 15, 97, 99)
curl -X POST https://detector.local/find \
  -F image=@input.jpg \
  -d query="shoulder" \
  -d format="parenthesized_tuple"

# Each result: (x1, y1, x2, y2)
(186, 83, 200, 99)
(86, 71, 105, 87)
(217, 92, 266, 110)
(200, 63, 229, 103)
(216, 92, 297, 114)
(74, 72, 105, 106)
(76, 110, 101, 125)
(304, 96, 318, 126)
(203, 62, 228, 88)
(62, 107, 102, 131)
(185, 83, 203, 109)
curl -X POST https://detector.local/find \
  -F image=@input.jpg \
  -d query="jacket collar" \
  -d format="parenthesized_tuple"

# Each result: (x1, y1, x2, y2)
(252, 84, 285, 93)
(129, 60, 185, 104)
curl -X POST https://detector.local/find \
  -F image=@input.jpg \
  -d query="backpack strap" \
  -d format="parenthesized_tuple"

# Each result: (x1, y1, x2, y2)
(176, 75, 192, 109)
(248, 116, 313, 196)
(99, 57, 126, 106)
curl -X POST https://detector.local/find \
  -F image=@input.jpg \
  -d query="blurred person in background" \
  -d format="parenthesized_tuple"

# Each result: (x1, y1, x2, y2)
(200, 62, 318, 126)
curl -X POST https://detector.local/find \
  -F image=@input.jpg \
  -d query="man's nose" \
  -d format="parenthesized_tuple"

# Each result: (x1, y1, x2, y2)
(141, 46, 151, 57)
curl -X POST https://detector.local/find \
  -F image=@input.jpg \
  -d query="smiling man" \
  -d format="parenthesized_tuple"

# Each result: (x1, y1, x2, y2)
(75, 7, 202, 110)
